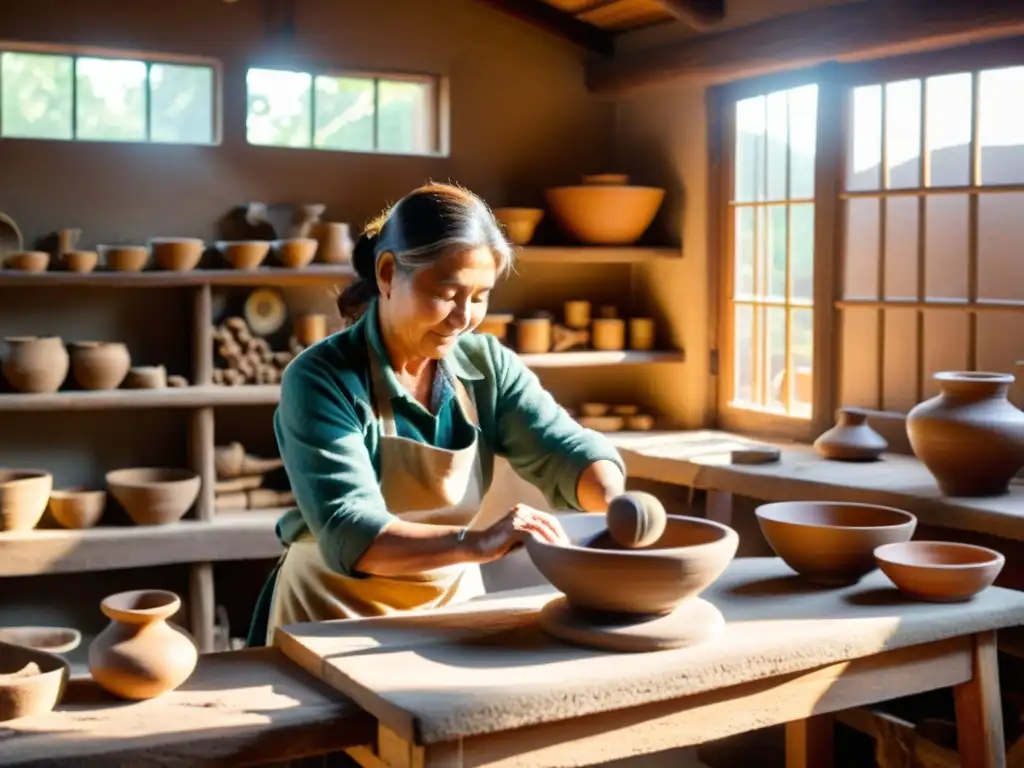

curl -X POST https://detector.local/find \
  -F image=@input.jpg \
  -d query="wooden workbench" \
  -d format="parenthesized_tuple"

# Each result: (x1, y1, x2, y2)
(275, 557, 1024, 768)
(0, 647, 374, 767)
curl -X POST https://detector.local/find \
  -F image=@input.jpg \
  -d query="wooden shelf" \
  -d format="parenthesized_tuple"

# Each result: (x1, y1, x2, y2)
(515, 246, 680, 263)
(0, 265, 355, 288)
(0, 510, 285, 577)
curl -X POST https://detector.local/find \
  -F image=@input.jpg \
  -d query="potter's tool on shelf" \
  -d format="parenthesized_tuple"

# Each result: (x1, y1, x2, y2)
(526, 499, 738, 652)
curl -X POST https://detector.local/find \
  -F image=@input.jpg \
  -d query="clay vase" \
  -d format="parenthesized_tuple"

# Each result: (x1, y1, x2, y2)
(69, 342, 131, 390)
(814, 407, 888, 461)
(906, 372, 1024, 497)
(314, 222, 354, 264)
(88, 590, 198, 700)
(2, 337, 69, 393)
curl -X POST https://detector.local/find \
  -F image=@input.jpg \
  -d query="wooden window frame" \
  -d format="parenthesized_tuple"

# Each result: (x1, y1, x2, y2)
(0, 40, 223, 146)
(244, 63, 449, 158)
(709, 37, 1024, 444)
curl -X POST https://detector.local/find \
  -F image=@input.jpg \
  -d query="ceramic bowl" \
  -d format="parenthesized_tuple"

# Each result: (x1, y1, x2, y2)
(273, 238, 318, 269)
(149, 238, 204, 271)
(0, 641, 70, 722)
(0, 470, 53, 532)
(875, 541, 1005, 602)
(0, 626, 82, 654)
(48, 487, 107, 529)
(106, 467, 200, 525)
(544, 183, 665, 245)
(756, 501, 917, 585)
(217, 240, 270, 270)
(98, 245, 150, 272)
(493, 208, 544, 245)
(525, 512, 738, 615)
(4, 251, 50, 272)
(60, 250, 98, 273)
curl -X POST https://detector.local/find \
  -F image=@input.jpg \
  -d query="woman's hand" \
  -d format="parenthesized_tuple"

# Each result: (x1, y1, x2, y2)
(465, 504, 570, 563)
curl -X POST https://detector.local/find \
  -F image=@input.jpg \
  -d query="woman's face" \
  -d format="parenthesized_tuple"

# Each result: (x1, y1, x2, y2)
(378, 246, 497, 359)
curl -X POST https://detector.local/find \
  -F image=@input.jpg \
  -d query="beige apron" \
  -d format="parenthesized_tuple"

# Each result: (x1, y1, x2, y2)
(265, 342, 487, 641)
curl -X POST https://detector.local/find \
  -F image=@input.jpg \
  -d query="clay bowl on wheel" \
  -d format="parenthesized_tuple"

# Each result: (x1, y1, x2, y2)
(105, 468, 201, 526)
(525, 512, 738, 615)
(0, 641, 70, 722)
(874, 541, 1005, 602)
(216, 240, 270, 270)
(756, 501, 917, 585)
(0, 626, 81, 654)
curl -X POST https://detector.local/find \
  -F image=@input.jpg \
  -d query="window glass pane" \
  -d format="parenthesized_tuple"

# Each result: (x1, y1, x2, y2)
(885, 78, 921, 189)
(925, 72, 971, 187)
(847, 85, 881, 191)
(76, 57, 146, 141)
(246, 68, 311, 147)
(734, 207, 755, 298)
(150, 63, 214, 144)
(788, 84, 817, 198)
(734, 95, 765, 203)
(790, 203, 815, 302)
(378, 79, 431, 154)
(791, 308, 813, 418)
(766, 205, 787, 301)
(979, 66, 1024, 185)
(733, 304, 754, 405)
(1, 51, 73, 139)
(314, 75, 373, 151)
(765, 91, 788, 201)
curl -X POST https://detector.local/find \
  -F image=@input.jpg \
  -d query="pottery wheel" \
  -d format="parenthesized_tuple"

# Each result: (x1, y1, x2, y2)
(538, 596, 725, 653)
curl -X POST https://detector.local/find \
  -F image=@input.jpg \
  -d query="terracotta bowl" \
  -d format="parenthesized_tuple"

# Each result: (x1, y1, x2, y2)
(69, 341, 131, 390)
(525, 513, 738, 615)
(544, 183, 665, 245)
(756, 501, 917, 585)
(105, 467, 201, 526)
(217, 240, 270, 270)
(493, 208, 544, 245)
(875, 541, 1005, 602)
(0, 641, 70, 723)
(0, 626, 81, 654)
(0, 470, 53, 532)
(99, 245, 150, 272)
(4, 251, 50, 272)
(150, 238, 204, 271)
(273, 238, 318, 268)
(60, 250, 98, 273)
(48, 487, 107, 529)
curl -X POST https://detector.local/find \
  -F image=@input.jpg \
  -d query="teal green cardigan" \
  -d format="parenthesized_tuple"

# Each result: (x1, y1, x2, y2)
(247, 299, 625, 645)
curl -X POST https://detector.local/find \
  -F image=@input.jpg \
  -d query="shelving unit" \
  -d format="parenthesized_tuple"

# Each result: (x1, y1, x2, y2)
(0, 245, 685, 654)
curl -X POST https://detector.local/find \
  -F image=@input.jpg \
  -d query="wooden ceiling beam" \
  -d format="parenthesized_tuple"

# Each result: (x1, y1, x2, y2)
(587, 0, 1024, 94)
(651, 0, 725, 31)
(472, 0, 615, 57)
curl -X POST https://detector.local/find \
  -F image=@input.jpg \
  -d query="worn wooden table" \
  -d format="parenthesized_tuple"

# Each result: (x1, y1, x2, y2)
(0, 647, 374, 766)
(275, 557, 1024, 768)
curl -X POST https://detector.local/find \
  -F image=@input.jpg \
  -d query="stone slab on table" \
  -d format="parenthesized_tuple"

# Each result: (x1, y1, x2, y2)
(0, 647, 375, 767)
(274, 556, 1024, 745)
(612, 430, 1024, 542)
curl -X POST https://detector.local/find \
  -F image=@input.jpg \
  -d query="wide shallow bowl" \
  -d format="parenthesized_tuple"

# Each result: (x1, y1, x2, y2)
(149, 238, 204, 271)
(0, 626, 81, 654)
(0, 469, 53, 532)
(98, 245, 150, 272)
(273, 238, 318, 268)
(756, 501, 917, 585)
(105, 467, 200, 525)
(4, 251, 49, 272)
(544, 185, 665, 245)
(525, 512, 738, 614)
(217, 240, 270, 270)
(875, 541, 1005, 602)
(60, 250, 98, 273)
(0, 640, 69, 722)
(493, 208, 544, 245)
(48, 487, 107, 529)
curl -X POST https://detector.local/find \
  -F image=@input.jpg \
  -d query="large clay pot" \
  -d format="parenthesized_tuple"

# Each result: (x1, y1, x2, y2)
(544, 174, 665, 246)
(69, 341, 131, 390)
(2, 337, 69, 393)
(906, 371, 1024, 497)
(88, 590, 197, 700)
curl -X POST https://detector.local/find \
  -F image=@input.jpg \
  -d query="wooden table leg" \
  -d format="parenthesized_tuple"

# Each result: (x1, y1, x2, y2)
(786, 714, 834, 768)
(706, 490, 734, 528)
(954, 631, 1006, 768)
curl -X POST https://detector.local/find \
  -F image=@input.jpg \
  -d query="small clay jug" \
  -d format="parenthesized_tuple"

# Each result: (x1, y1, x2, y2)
(814, 407, 888, 461)
(69, 341, 131, 390)
(2, 337, 69, 394)
(88, 590, 198, 700)
(906, 372, 1024, 497)
(314, 222, 354, 264)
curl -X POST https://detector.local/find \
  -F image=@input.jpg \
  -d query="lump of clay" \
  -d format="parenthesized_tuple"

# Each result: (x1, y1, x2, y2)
(606, 491, 667, 549)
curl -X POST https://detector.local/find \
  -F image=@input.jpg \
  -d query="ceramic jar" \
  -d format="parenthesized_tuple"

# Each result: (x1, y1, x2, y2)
(294, 314, 327, 347)
(906, 372, 1024, 497)
(592, 318, 625, 351)
(88, 590, 198, 700)
(70, 342, 131, 390)
(314, 222, 354, 264)
(814, 407, 888, 461)
(2, 337, 69, 393)
(517, 317, 552, 354)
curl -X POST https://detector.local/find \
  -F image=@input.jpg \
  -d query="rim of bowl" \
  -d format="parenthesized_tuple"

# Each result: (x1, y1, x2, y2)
(272, 237, 318, 247)
(530, 513, 738, 558)
(215, 240, 271, 248)
(148, 237, 205, 246)
(0, 626, 82, 653)
(755, 501, 917, 530)
(875, 540, 1006, 569)
(105, 467, 199, 487)
(50, 486, 106, 499)
(0, 469, 52, 485)
(97, 244, 147, 251)
(546, 185, 665, 194)
(101, 588, 181, 616)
